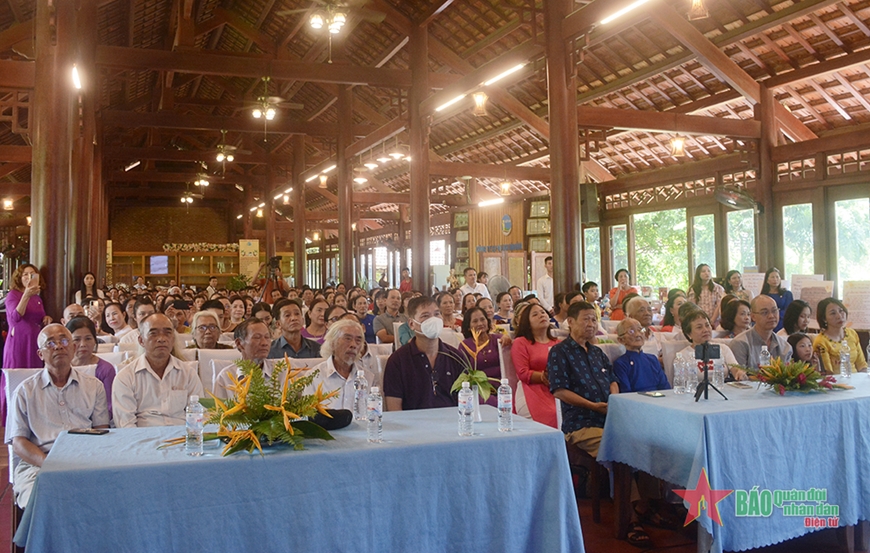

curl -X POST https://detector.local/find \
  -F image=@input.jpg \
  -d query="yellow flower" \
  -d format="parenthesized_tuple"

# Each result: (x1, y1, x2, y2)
(219, 428, 263, 455)
(313, 382, 340, 417)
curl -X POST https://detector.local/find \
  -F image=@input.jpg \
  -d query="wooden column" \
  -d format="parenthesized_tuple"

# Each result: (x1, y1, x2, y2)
(336, 85, 354, 285)
(31, 0, 76, 318)
(76, 0, 100, 279)
(243, 183, 254, 238)
(292, 134, 306, 287)
(409, 24, 431, 292)
(264, 168, 277, 259)
(757, 85, 777, 270)
(545, 0, 582, 293)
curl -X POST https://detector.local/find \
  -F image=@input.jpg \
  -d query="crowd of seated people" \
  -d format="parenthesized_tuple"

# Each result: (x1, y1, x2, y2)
(3, 261, 867, 549)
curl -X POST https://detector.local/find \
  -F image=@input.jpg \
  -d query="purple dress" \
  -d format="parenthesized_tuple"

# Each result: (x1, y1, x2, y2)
(2, 289, 46, 423)
(301, 327, 325, 345)
(460, 334, 502, 407)
(94, 358, 116, 420)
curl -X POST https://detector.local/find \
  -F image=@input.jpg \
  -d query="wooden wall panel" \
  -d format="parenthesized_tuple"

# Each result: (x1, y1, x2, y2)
(467, 200, 525, 269)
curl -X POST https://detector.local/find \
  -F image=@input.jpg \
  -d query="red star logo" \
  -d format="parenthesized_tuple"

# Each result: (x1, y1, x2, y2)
(673, 468, 733, 526)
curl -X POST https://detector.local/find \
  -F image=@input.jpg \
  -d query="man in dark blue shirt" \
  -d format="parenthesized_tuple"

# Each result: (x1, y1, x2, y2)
(548, 301, 617, 457)
(613, 318, 671, 393)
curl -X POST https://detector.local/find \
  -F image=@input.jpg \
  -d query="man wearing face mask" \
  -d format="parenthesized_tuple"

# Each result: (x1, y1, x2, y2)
(383, 296, 465, 411)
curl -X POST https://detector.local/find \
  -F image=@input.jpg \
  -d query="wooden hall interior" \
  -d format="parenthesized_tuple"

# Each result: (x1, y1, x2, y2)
(2, 1, 870, 551)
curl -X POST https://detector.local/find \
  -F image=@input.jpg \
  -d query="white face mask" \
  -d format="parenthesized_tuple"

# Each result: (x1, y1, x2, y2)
(416, 316, 442, 340)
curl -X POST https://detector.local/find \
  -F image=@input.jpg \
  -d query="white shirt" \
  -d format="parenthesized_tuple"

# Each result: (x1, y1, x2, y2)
(119, 328, 140, 344)
(535, 274, 554, 312)
(113, 325, 134, 340)
(309, 356, 376, 410)
(112, 354, 203, 428)
(460, 282, 490, 300)
(213, 359, 281, 400)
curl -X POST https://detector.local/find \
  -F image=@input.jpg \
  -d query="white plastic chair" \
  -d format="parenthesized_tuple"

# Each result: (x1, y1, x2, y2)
(96, 343, 114, 353)
(176, 348, 197, 362)
(367, 344, 393, 356)
(374, 354, 391, 389)
(601, 320, 620, 333)
(95, 351, 127, 368)
(439, 328, 461, 349)
(3, 368, 43, 484)
(661, 339, 692, 385)
(196, 349, 242, 395)
(515, 381, 532, 419)
(115, 342, 138, 353)
(596, 343, 626, 365)
(75, 364, 97, 378)
(392, 322, 402, 351)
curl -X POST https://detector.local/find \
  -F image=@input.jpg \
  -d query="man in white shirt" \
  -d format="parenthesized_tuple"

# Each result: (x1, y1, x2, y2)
(119, 297, 156, 344)
(112, 313, 203, 427)
(459, 267, 490, 299)
(60, 303, 85, 324)
(535, 256, 554, 314)
(7, 325, 109, 508)
(310, 319, 374, 410)
(214, 318, 275, 400)
(205, 276, 218, 298)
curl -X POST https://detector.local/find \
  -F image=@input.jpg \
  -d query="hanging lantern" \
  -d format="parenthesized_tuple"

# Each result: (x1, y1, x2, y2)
(472, 91, 489, 117)
(688, 0, 709, 20)
(671, 136, 686, 157)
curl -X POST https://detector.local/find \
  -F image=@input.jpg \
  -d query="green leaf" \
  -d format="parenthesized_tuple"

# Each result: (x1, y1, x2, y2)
(291, 420, 335, 441)
(199, 397, 216, 410)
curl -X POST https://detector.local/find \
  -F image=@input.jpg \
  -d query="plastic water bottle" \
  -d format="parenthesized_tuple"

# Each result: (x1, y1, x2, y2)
(673, 353, 686, 394)
(497, 379, 513, 432)
(840, 339, 851, 379)
(712, 359, 725, 387)
(458, 382, 474, 436)
(686, 357, 699, 394)
(185, 395, 204, 456)
(352, 369, 368, 421)
(759, 345, 771, 369)
(366, 386, 383, 443)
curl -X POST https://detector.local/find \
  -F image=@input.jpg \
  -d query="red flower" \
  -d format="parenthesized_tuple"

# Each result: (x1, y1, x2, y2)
(779, 385, 786, 396)
(797, 373, 807, 385)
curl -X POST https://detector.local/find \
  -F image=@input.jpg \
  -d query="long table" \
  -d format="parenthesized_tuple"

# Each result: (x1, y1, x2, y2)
(598, 377, 870, 553)
(16, 406, 584, 553)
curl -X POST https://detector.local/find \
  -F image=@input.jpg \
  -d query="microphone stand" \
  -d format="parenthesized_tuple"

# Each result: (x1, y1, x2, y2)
(694, 342, 728, 402)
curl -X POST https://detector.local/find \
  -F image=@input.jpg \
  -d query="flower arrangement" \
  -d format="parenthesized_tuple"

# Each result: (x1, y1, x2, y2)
(448, 329, 499, 402)
(162, 243, 239, 252)
(162, 356, 338, 455)
(742, 357, 850, 395)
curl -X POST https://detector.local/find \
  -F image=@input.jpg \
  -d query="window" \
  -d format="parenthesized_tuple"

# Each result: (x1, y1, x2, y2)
(149, 256, 169, 275)
(835, 197, 870, 295)
(633, 208, 688, 290)
(782, 204, 814, 279)
(584, 227, 601, 285)
(692, 214, 716, 276)
(610, 224, 628, 279)
(727, 209, 756, 272)
(430, 240, 446, 266)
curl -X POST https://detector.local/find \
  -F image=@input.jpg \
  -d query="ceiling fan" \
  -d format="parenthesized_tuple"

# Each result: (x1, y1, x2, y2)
(714, 186, 763, 214)
(276, 0, 386, 25)
(213, 130, 252, 164)
(277, 0, 386, 62)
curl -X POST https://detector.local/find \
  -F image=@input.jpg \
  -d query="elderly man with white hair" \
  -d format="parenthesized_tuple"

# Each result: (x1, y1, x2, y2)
(624, 296, 663, 357)
(310, 319, 376, 410)
(6, 324, 109, 508)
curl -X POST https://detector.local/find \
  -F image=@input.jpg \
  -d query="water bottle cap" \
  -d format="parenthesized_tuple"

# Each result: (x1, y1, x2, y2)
(357, 369, 365, 376)
(501, 378, 509, 385)
(190, 395, 199, 402)
(370, 386, 379, 393)
(462, 381, 470, 388)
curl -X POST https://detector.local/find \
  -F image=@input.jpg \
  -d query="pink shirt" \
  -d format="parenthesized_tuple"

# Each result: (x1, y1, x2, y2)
(512, 336, 558, 428)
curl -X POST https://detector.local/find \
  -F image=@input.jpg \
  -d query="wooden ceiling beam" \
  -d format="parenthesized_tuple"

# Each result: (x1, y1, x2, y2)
(0, 60, 34, 88)
(429, 160, 550, 181)
(108, 170, 261, 186)
(649, 4, 816, 142)
(101, 110, 377, 137)
(0, 163, 27, 179)
(576, 105, 760, 137)
(354, 192, 408, 205)
(575, 0, 841, 107)
(0, 182, 30, 195)
(417, 0, 456, 27)
(0, 146, 31, 163)
(103, 146, 271, 164)
(95, 45, 460, 89)
(771, 125, 870, 163)
(0, 20, 32, 52)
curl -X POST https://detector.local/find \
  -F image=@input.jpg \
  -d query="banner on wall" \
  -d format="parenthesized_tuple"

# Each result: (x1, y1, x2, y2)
(239, 239, 260, 282)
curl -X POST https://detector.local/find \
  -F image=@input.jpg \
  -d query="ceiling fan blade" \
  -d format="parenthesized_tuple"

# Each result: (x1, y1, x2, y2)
(277, 102, 305, 110)
(236, 149, 253, 155)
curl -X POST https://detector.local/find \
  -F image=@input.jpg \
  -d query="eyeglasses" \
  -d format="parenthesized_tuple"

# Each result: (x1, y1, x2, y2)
(42, 338, 70, 350)
(196, 324, 220, 332)
(327, 316, 343, 323)
(618, 327, 642, 337)
(753, 308, 780, 318)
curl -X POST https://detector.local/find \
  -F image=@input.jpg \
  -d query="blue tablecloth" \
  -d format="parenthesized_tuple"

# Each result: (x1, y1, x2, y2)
(17, 406, 584, 553)
(598, 378, 870, 553)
